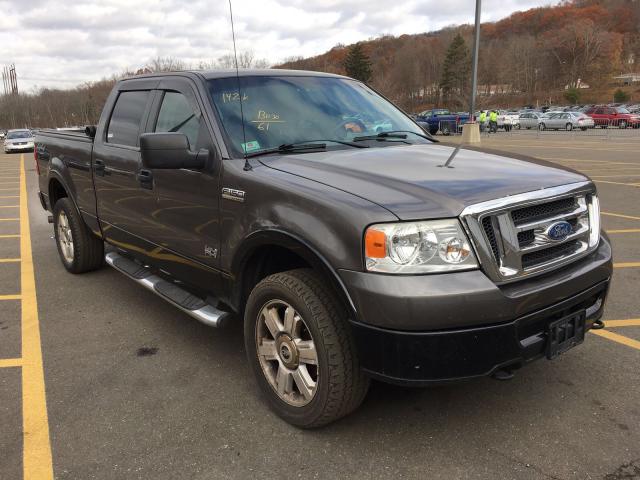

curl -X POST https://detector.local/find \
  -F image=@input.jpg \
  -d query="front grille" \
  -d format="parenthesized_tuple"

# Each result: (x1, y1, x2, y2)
(461, 183, 598, 283)
(482, 217, 500, 260)
(517, 230, 535, 247)
(521, 241, 580, 268)
(511, 197, 576, 226)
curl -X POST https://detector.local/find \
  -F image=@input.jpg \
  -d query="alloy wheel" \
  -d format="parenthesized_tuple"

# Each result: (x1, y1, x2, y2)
(255, 300, 319, 407)
(57, 210, 74, 263)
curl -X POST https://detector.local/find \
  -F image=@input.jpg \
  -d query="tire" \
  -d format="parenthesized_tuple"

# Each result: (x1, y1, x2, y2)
(244, 269, 369, 428)
(619, 121, 627, 129)
(441, 125, 451, 136)
(539, 123, 546, 131)
(566, 123, 573, 131)
(429, 127, 438, 136)
(53, 198, 104, 273)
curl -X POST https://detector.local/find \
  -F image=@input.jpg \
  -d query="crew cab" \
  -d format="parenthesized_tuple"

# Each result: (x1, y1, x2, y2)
(35, 70, 612, 427)
(414, 108, 471, 135)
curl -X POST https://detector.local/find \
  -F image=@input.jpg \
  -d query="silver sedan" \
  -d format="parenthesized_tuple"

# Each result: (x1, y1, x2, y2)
(539, 112, 595, 131)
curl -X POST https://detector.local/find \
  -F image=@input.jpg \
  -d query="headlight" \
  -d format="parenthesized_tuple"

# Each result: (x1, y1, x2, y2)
(364, 219, 478, 273)
(587, 193, 600, 248)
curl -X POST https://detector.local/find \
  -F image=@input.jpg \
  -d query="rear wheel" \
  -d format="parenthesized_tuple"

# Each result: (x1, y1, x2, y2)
(539, 123, 546, 131)
(245, 269, 369, 428)
(53, 198, 104, 273)
(566, 123, 573, 131)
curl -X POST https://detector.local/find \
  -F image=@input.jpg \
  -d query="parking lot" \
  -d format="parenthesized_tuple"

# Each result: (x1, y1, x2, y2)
(1, 136, 639, 479)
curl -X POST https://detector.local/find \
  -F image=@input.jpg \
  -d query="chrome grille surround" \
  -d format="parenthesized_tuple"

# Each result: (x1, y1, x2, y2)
(460, 182, 600, 283)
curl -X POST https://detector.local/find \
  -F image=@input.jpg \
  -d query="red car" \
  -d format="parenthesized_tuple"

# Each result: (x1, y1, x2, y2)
(584, 106, 640, 128)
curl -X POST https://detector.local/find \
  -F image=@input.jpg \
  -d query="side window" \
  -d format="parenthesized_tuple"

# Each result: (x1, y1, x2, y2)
(154, 91, 200, 150)
(107, 90, 150, 147)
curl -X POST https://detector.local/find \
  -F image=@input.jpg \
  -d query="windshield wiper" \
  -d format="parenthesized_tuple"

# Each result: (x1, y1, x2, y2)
(244, 139, 369, 158)
(353, 130, 436, 143)
(245, 142, 327, 158)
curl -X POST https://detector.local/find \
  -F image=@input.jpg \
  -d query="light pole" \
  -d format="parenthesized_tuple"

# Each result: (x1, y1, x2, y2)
(469, 0, 481, 121)
(461, 0, 482, 144)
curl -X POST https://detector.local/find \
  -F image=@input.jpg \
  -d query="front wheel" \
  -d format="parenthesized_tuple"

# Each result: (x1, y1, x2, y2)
(566, 123, 573, 131)
(539, 123, 546, 131)
(619, 121, 627, 129)
(53, 198, 104, 273)
(245, 269, 369, 428)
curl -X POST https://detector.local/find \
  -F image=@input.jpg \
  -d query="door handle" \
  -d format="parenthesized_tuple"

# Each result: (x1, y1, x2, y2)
(137, 169, 153, 190)
(94, 159, 105, 177)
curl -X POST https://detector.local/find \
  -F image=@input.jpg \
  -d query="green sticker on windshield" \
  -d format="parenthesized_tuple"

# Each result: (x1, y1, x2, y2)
(241, 140, 261, 153)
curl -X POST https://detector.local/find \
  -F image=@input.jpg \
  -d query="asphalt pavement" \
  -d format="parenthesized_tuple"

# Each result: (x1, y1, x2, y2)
(1, 134, 639, 480)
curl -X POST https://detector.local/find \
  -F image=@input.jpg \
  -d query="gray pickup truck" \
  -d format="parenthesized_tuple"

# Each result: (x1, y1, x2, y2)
(35, 70, 612, 427)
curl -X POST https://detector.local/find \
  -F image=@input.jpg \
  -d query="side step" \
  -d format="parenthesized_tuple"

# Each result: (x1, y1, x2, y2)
(105, 252, 230, 328)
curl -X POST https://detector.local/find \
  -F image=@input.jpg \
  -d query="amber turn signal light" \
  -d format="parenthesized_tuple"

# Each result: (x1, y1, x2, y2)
(365, 228, 387, 258)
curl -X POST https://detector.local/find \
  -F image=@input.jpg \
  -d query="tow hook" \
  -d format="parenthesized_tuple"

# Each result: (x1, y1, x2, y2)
(492, 369, 516, 381)
(591, 319, 605, 330)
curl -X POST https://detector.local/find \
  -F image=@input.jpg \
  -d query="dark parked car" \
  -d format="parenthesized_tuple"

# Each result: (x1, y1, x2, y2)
(35, 70, 612, 427)
(414, 109, 471, 135)
(584, 106, 640, 128)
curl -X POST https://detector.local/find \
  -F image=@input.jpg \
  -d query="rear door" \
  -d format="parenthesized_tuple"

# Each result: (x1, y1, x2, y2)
(92, 78, 159, 250)
(143, 77, 222, 269)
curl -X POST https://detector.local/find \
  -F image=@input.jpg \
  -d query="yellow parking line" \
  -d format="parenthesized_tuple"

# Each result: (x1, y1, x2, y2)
(0, 205, 19, 208)
(592, 329, 640, 351)
(0, 176, 19, 179)
(604, 319, 640, 328)
(0, 258, 21, 263)
(602, 212, 640, 221)
(595, 180, 640, 188)
(0, 358, 23, 368)
(606, 229, 640, 234)
(0, 294, 21, 301)
(0, 234, 20, 238)
(19, 154, 54, 479)
(591, 174, 640, 178)
(613, 262, 640, 268)
(0, 195, 19, 198)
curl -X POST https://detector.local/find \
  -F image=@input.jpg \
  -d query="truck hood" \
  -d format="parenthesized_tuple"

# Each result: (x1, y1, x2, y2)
(260, 144, 588, 220)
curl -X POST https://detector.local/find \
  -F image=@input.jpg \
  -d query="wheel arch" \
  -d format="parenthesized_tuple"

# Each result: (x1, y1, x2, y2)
(231, 229, 358, 320)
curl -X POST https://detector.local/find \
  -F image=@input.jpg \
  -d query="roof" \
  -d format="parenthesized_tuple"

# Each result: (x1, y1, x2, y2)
(125, 68, 349, 82)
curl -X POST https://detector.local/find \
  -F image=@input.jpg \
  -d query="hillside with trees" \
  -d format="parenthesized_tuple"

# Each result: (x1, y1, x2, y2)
(278, 0, 640, 111)
(1, 0, 639, 129)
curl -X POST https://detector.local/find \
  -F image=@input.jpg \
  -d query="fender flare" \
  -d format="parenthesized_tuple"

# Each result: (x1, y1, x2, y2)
(231, 228, 358, 317)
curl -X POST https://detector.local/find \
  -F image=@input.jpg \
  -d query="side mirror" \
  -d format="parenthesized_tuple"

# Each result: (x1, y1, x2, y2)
(139, 132, 207, 170)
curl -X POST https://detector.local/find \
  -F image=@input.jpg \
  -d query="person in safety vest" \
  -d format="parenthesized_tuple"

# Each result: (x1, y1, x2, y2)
(479, 110, 487, 132)
(489, 110, 498, 133)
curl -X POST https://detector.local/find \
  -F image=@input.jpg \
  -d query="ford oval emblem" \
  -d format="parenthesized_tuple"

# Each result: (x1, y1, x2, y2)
(546, 221, 572, 241)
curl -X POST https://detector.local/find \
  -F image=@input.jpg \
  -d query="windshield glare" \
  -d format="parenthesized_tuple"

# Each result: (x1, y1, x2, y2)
(208, 76, 427, 157)
(7, 131, 32, 139)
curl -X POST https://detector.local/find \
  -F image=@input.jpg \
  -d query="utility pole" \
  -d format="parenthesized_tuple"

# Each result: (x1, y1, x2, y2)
(2, 64, 18, 95)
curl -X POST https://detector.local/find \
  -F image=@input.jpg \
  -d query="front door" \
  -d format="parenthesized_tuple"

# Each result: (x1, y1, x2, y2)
(144, 78, 222, 272)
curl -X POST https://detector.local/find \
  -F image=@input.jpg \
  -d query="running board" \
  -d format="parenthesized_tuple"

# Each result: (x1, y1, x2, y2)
(105, 251, 229, 328)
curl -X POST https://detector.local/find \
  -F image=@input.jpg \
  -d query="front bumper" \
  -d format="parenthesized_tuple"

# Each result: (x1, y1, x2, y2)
(4, 143, 34, 152)
(340, 235, 612, 384)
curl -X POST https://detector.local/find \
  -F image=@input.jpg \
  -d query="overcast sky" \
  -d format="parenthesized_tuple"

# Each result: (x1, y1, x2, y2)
(1, 0, 556, 91)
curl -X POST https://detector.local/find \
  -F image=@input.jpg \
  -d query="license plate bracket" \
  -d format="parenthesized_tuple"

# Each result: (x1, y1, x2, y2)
(546, 311, 586, 360)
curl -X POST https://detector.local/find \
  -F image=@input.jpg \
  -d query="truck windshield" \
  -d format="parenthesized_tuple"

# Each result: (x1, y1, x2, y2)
(207, 75, 428, 157)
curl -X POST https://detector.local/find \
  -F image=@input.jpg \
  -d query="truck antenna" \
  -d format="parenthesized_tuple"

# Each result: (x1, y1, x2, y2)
(228, 0, 251, 171)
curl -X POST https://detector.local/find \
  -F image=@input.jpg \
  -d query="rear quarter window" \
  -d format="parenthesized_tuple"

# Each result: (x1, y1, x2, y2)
(106, 90, 150, 147)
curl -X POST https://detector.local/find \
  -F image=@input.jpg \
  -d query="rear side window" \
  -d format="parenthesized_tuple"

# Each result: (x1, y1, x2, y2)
(154, 91, 200, 150)
(107, 90, 150, 147)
